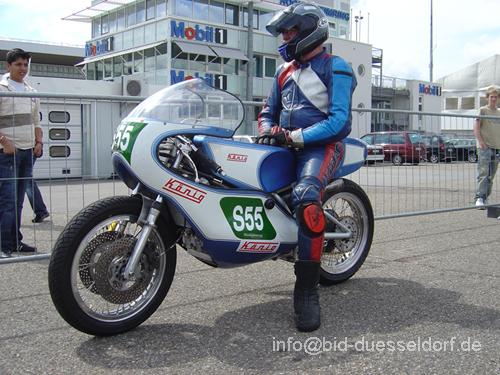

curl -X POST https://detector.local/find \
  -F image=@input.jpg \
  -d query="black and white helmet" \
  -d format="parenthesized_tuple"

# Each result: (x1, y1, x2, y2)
(266, 2, 329, 62)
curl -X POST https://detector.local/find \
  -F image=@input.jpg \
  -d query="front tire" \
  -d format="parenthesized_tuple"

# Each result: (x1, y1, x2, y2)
(392, 154, 403, 166)
(48, 196, 177, 336)
(320, 179, 374, 285)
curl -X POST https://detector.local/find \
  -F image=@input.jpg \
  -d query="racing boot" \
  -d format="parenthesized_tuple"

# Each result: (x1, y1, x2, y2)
(293, 260, 321, 332)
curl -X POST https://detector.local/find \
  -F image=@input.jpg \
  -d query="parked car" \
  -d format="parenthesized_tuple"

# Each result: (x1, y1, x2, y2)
(451, 138, 477, 163)
(421, 134, 457, 163)
(360, 131, 426, 165)
(357, 138, 385, 164)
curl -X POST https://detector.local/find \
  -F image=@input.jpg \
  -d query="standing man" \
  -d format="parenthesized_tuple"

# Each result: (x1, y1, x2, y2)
(0, 48, 42, 257)
(257, 3, 357, 331)
(474, 86, 500, 208)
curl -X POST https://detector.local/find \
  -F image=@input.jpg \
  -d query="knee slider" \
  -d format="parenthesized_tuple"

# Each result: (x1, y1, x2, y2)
(298, 201, 325, 238)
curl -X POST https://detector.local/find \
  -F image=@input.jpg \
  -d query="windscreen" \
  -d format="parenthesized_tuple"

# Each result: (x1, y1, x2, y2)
(127, 78, 245, 131)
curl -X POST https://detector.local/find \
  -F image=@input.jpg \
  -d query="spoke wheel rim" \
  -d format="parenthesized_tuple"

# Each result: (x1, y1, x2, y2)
(70, 215, 166, 322)
(321, 192, 369, 274)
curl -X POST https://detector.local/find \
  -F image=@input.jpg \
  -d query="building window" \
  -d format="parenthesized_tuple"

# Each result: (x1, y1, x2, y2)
(225, 4, 239, 26)
(137, 1, 146, 23)
(259, 11, 273, 31)
(209, 56, 222, 72)
(101, 15, 109, 34)
(243, 8, 258, 29)
(157, 0, 167, 17)
(253, 55, 263, 78)
(461, 97, 475, 110)
(339, 26, 347, 39)
(146, 0, 155, 20)
(223, 58, 238, 75)
(49, 111, 70, 124)
(134, 52, 144, 73)
(171, 43, 189, 70)
(127, 4, 136, 27)
(209, 0, 224, 23)
(104, 58, 112, 78)
(109, 12, 117, 32)
(96, 61, 104, 80)
(384, 103, 391, 120)
(357, 64, 365, 77)
(329, 22, 336, 37)
(123, 53, 133, 75)
(175, 0, 192, 18)
(264, 57, 276, 78)
(113, 56, 123, 77)
(50, 146, 71, 158)
(93, 18, 101, 38)
(190, 54, 207, 72)
(194, 0, 209, 21)
(117, 8, 125, 30)
(86, 62, 95, 80)
(49, 129, 70, 140)
(445, 97, 459, 110)
(145, 48, 156, 72)
(156, 43, 168, 70)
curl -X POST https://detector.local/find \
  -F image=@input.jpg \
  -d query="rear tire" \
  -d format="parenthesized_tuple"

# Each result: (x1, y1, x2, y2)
(468, 152, 478, 163)
(430, 153, 440, 163)
(320, 179, 374, 285)
(48, 195, 177, 336)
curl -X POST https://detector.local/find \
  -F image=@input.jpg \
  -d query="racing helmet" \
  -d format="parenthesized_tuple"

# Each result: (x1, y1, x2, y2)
(266, 2, 329, 62)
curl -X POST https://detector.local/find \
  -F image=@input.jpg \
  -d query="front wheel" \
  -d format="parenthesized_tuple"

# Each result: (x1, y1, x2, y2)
(48, 196, 177, 336)
(392, 154, 403, 166)
(320, 179, 374, 285)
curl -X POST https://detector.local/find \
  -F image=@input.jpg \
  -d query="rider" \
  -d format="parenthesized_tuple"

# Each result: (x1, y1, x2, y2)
(257, 2, 357, 332)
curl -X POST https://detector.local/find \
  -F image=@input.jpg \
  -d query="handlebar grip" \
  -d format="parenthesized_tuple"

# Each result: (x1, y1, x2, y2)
(193, 149, 226, 177)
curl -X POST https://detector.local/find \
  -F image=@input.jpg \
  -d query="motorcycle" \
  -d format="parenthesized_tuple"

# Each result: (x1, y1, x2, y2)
(48, 78, 374, 336)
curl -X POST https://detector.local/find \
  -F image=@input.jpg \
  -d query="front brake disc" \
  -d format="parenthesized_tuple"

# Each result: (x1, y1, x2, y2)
(94, 237, 155, 304)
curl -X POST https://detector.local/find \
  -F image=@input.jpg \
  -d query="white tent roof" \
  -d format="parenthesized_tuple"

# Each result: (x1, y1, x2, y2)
(438, 54, 500, 92)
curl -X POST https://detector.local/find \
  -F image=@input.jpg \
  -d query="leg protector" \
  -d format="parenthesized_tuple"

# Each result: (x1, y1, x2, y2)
(297, 201, 325, 238)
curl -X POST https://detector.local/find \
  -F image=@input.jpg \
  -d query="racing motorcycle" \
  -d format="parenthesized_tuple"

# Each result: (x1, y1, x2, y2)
(48, 78, 374, 336)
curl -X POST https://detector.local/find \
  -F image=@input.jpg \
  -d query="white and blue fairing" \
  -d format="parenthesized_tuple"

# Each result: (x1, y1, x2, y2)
(111, 79, 366, 267)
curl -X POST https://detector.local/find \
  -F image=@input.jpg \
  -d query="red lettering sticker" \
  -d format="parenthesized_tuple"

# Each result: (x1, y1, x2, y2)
(162, 178, 206, 204)
(237, 241, 279, 253)
(227, 153, 248, 162)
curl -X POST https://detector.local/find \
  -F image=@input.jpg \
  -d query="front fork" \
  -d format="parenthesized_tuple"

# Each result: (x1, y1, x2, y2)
(123, 194, 163, 280)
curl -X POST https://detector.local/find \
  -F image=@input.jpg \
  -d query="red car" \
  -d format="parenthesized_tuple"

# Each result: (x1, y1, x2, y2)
(360, 131, 427, 165)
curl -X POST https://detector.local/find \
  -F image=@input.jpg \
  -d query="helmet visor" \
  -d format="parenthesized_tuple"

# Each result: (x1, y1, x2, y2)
(266, 10, 302, 37)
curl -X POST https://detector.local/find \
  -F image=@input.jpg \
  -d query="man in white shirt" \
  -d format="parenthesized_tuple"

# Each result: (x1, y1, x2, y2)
(0, 48, 42, 257)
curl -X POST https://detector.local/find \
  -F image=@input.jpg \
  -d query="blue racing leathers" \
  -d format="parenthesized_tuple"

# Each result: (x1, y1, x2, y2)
(258, 49, 357, 261)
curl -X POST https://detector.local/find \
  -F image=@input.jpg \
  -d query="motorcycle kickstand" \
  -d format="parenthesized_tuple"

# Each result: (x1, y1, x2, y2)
(123, 195, 163, 280)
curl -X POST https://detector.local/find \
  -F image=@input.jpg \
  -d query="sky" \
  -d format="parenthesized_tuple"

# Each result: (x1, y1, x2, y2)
(0, 0, 499, 82)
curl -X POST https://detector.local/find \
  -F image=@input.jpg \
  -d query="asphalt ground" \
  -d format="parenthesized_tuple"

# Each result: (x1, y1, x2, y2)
(1, 180, 500, 374)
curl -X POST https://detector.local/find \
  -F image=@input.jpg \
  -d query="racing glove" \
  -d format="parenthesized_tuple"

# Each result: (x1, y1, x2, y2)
(256, 126, 304, 148)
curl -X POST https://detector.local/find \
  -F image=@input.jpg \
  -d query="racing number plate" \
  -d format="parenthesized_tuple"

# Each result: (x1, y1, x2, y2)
(112, 121, 147, 163)
(220, 197, 276, 240)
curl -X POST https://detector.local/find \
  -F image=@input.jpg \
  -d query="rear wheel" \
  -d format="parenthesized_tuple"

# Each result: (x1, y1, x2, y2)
(468, 152, 478, 163)
(320, 179, 374, 285)
(48, 196, 177, 336)
(430, 153, 440, 163)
